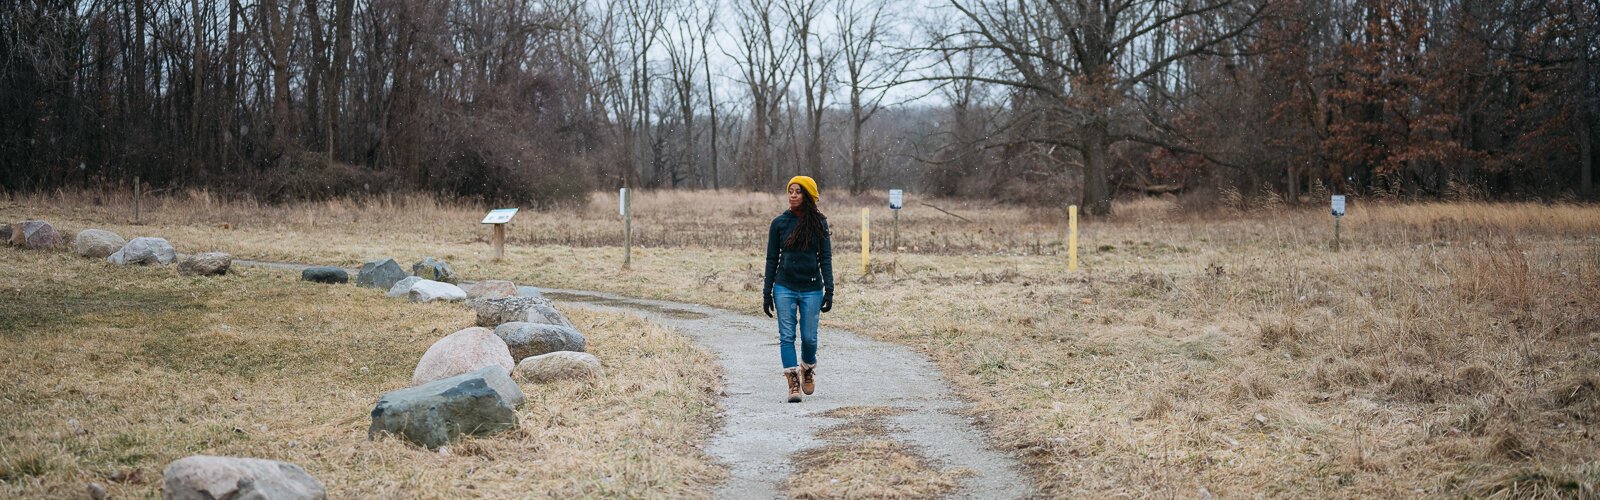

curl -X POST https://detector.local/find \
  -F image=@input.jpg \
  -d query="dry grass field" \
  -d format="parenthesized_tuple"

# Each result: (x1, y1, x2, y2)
(3, 188, 1599, 498)
(0, 247, 724, 497)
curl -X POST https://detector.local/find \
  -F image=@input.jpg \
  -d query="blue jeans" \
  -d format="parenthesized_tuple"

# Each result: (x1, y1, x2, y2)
(773, 283, 822, 368)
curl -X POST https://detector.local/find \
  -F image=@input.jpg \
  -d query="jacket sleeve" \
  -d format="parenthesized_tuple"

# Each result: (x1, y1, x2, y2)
(819, 218, 834, 293)
(763, 218, 780, 298)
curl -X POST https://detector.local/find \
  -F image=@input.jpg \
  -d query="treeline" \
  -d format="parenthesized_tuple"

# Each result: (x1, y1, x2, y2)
(2, 0, 1595, 213)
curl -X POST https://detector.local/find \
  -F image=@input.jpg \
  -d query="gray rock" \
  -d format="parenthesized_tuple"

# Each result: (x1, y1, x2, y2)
(0, 224, 11, 245)
(411, 257, 459, 284)
(515, 351, 604, 383)
(178, 252, 232, 276)
(412, 327, 515, 386)
(385, 276, 423, 298)
(408, 280, 466, 303)
(19, 221, 63, 250)
(466, 280, 518, 300)
(356, 258, 408, 289)
(73, 229, 125, 258)
(369, 366, 521, 449)
(494, 322, 586, 360)
(470, 296, 574, 328)
(161, 455, 326, 500)
(301, 266, 349, 284)
(106, 237, 176, 265)
(87, 482, 107, 500)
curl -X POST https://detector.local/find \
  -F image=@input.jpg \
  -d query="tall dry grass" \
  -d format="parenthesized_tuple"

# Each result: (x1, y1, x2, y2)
(0, 250, 724, 497)
(5, 189, 1599, 497)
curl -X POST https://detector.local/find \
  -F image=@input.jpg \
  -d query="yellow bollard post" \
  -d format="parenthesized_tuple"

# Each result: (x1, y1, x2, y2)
(1068, 205, 1078, 272)
(861, 208, 870, 275)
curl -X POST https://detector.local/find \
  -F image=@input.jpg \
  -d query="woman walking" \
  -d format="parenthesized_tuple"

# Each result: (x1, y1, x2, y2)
(763, 175, 834, 403)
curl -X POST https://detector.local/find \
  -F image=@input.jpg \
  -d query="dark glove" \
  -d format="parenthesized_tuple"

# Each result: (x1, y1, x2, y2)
(821, 290, 833, 313)
(763, 293, 774, 318)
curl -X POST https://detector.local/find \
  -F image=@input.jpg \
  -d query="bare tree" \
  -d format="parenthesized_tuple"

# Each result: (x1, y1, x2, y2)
(728, 0, 798, 189)
(835, 0, 909, 194)
(782, 0, 837, 186)
(930, 0, 1269, 214)
(663, 0, 715, 188)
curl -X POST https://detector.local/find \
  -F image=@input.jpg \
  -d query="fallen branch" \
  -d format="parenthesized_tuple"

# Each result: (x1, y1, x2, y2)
(919, 202, 972, 222)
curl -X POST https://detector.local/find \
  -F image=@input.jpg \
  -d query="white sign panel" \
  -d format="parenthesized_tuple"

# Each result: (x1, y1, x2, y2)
(481, 208, 518, 224)
(1330, 195, 1346, 217)
(888, 189, 904, 210)
(619, 188, 629, 216)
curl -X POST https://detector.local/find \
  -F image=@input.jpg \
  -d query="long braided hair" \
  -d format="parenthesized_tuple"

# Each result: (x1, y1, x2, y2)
(784, 189, 827, 250)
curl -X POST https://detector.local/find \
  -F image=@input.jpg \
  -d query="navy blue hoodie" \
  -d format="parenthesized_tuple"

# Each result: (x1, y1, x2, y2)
(763, 211, 834, 296)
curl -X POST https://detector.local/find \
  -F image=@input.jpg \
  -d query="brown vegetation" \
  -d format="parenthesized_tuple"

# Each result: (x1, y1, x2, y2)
(0, 249, 724, 497)
(3, 189, 1599, 496)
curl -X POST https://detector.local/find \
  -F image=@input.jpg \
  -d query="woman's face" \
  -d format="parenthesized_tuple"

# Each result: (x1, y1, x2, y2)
(788, 184, 803, 211)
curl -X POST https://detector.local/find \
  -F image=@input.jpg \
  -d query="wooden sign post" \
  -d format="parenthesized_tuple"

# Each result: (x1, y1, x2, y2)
(481, 208, 518, 261)
(1068, 205, 1078, 272)
(620, 188, 632, 269)
(861, 208, 870, 275)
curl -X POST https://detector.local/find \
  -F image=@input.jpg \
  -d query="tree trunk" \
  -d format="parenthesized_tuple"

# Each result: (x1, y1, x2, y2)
(1082, 121, 1112, 216)
(850, 97, 864, 194)
(190, 0, 204, 180)
(1582, 119, 1593, 196)
(703, 41, 719, 190)
(329, 0, 353, 163)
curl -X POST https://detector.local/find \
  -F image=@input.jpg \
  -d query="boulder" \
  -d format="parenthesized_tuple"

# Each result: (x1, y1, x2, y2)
(301, 266, 349, 284)
(515, 351, 604, 383)
(466, 280, 519, 300)
(161, 455, 326, 500)
(408, 280, 466, 303)
(18, 221, 63, 250)
(412, 327, 515, 386)
(385, 276, 423, 298)
(178, 252, 232, 276)
(369, 366, 521, 449)
(494, 322, 587, 360)
(106, 237, 176, 265)
(356, 257, 408, 289)
(470, 296, 574, 329)
(73, 229, 125, 258)
(411, 257, 459, 284)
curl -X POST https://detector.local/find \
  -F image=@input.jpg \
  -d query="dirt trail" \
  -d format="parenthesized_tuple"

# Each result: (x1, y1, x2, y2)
(228, 258, 1034, 498)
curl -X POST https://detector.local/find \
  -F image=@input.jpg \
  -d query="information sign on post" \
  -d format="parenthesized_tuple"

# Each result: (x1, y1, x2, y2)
(888, 189, 903, 252)
(1330, 195, 1346, 252)
(481, 208, 519, 261)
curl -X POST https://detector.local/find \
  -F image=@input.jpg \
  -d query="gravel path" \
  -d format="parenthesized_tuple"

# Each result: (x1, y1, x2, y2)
(229, 258, 1034, 498)
(540, 288, 1034, 499)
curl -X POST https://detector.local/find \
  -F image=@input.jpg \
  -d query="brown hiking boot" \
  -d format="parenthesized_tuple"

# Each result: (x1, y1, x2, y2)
(800, 363, 816, 395)
(784, 368, 803, 403)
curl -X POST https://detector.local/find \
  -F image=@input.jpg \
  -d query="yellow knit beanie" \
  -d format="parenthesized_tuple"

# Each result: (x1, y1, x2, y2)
(787, 176, 820, 203)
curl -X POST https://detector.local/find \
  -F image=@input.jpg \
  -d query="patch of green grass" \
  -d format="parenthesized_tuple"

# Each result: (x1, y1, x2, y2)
(0, 286, 205, 339)
(0, 452, 53, 482)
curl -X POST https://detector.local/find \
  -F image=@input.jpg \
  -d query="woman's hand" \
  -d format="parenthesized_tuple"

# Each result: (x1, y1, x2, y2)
(821, 290, 833, 313)
(763, 293, 774, 318)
